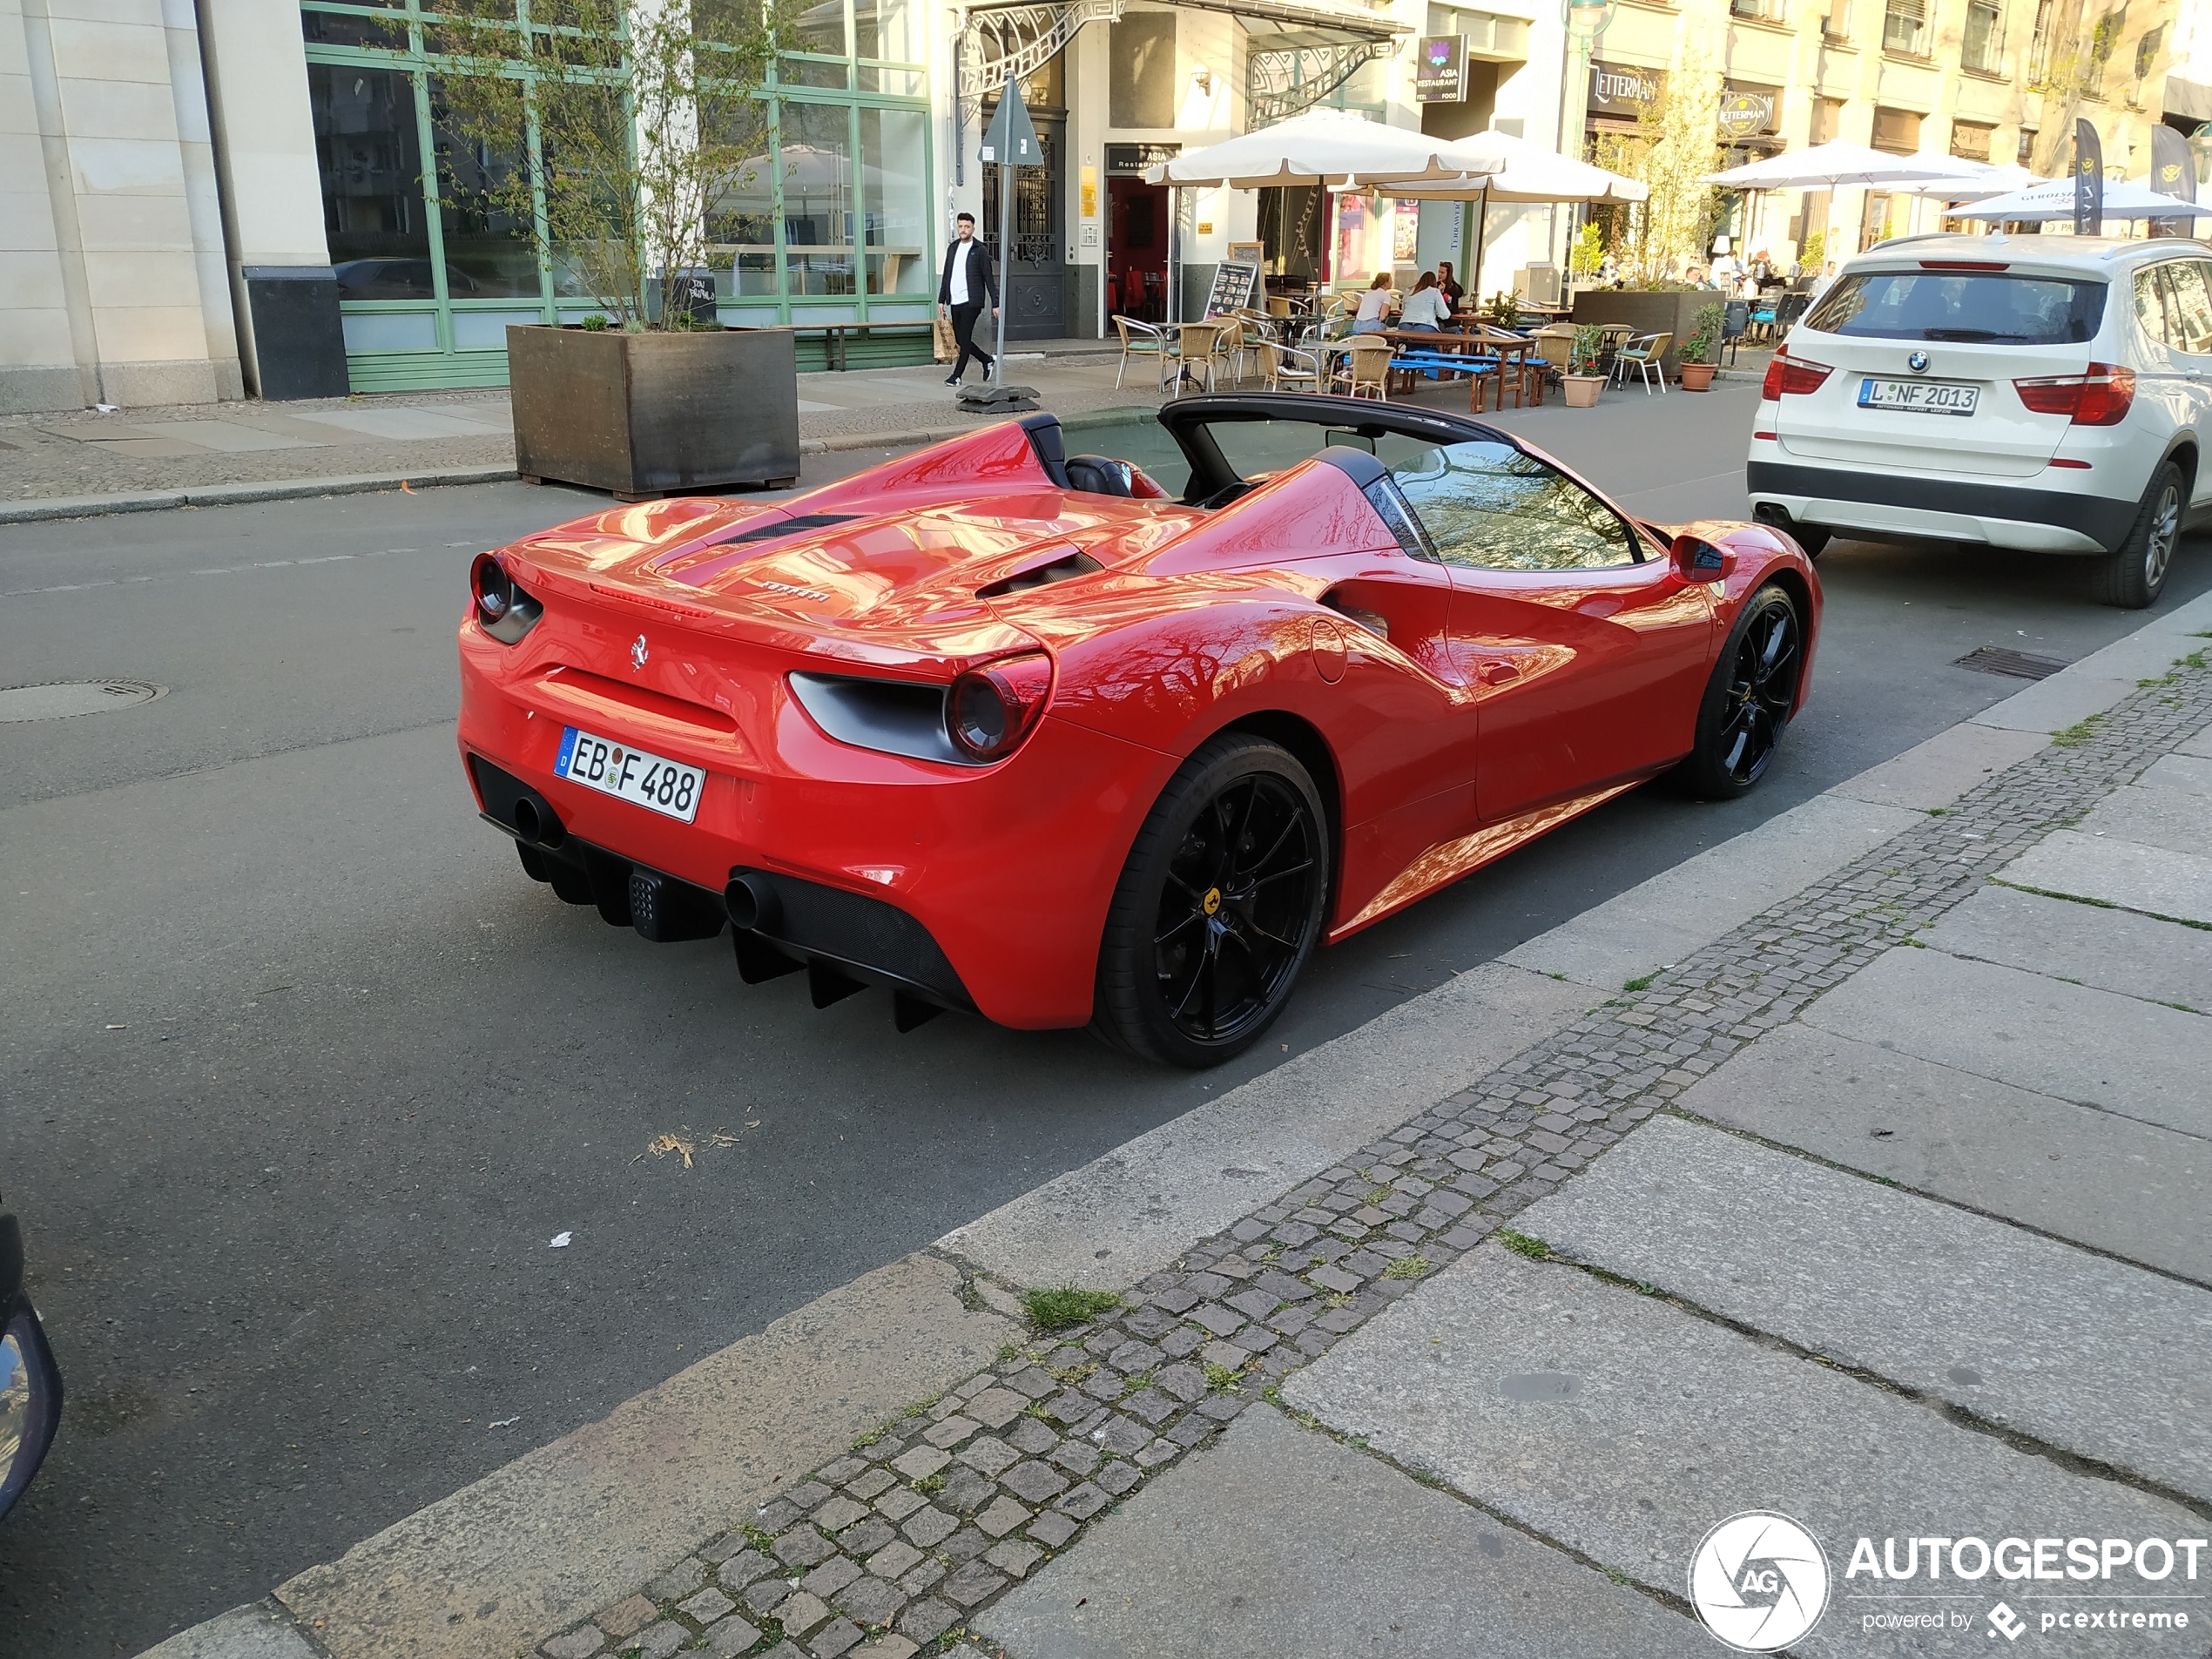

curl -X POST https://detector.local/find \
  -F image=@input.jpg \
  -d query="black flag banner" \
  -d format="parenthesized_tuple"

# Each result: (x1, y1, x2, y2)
(2073, 118, 2102, 235)
(2150, 124, 2196, 237)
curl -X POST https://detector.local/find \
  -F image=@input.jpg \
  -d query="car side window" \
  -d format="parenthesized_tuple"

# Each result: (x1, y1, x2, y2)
(2163, 263, 2212, 355)
(2136, 268, 2175, 347)
(1387, 440, 1641, 571)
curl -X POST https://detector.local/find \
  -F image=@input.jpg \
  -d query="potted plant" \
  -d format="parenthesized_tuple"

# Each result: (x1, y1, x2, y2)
(1678, 303, 1725, 391)
(1563, 324, 1608, 407)
(436, 0, 801, 498)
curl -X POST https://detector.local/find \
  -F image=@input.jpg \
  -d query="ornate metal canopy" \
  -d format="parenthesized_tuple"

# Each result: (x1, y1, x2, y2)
(1244, 27, 1396, 126)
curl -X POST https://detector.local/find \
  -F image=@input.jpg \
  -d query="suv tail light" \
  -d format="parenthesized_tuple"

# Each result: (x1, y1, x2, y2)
(2013, 364, 2135, 426)
(1761, 348, 1834, 400)
(471, 552, 543, 644)
(947, 651, 1054, 762)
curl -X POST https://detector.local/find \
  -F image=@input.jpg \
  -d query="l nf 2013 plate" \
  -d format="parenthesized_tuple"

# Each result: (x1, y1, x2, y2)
(1858, 376, 1979, 415)
(555, 726, 705, 824)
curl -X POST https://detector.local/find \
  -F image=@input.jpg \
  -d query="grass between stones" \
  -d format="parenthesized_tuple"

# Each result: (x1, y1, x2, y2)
(1022, 1285, 1124, 1332)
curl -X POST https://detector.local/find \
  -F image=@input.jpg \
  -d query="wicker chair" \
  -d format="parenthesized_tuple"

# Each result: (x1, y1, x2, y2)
(1613, 330, 1671, 395)
(1112, 315, 1176, 392)
(1262, 340, 1326, 394)
(1176, 321, 1231, 395)
(1345, 335, 1393, 401)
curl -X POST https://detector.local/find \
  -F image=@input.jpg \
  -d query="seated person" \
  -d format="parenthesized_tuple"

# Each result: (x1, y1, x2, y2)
(1436, 260, 1466, 309)
(1352, 273, 1394, 334)
(1399, 272, 1452, 330)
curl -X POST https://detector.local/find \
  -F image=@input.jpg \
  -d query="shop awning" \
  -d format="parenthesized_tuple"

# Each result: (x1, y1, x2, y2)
(964, 0, 1403, 37)
(2165, 77, 2212, 125)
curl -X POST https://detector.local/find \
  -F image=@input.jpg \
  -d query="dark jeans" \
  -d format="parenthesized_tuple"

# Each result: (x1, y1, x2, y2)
(948, 300, 993, 378)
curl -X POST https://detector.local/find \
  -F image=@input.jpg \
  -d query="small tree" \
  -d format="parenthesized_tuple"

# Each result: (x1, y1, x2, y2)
(1568, 219, 1606, 279)
(1591, 57, 1725, 287)
(433, 0, 792, 330)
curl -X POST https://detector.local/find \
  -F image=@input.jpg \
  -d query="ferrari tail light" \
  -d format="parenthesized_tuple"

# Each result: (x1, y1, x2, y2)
(1761, 349, 1833, 400)
(2013, 364, 2134, 426)
(947, 651, 1054, 762)
(472, 553, 543, 644)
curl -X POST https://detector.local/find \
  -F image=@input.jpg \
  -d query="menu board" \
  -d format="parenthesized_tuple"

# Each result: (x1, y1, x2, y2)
(1205, 260, 1260, 316)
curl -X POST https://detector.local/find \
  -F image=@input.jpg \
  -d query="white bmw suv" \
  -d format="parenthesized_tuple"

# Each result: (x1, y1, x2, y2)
(1745, 233, 2205, 607)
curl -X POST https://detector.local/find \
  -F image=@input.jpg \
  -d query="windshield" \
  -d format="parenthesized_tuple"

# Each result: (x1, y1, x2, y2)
(1804, 271, 2106, 344)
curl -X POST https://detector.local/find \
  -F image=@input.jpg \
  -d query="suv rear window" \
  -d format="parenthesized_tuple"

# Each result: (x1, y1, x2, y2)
(1804, 271, 2107, 344)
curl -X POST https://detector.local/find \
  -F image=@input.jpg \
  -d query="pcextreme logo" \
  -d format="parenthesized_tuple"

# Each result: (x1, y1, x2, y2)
(1689, 1512, 1831, 1651)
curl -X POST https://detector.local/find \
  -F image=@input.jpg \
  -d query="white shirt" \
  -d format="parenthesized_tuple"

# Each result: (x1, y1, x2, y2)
(1400, 287, 1451, 327)
(948, 240, 970, 305)
(1355, 287, 1391, 322)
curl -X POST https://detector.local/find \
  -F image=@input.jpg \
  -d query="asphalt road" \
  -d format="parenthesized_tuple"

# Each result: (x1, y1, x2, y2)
(4, 385, 2208, 1656)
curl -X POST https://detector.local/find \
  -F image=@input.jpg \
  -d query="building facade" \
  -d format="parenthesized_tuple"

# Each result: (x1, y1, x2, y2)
(0, 0, 2179, 411)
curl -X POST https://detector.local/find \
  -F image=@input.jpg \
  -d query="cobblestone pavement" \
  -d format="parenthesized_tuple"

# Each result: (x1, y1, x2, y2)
(520, 651, 2211, 1658)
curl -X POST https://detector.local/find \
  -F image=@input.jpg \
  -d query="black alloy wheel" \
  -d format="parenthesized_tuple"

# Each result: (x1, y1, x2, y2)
(1676, 585, 1802, 799)
(1093, 734, 1328, 1068)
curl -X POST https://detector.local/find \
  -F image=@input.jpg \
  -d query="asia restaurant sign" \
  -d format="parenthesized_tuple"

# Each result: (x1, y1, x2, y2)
(1417, 35, 1469, 102)
(1588, 62, 1664, 118)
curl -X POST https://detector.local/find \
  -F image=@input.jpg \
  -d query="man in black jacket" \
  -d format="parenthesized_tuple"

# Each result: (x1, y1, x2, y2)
(937, 212, 1000, 385)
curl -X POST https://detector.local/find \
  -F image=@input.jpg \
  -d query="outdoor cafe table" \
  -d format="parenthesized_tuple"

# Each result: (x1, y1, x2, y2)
(1373, 326, 1543, 411)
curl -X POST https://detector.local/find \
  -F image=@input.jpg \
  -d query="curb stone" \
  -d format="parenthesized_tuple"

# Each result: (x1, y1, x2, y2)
(534, 663, 2212, 1657)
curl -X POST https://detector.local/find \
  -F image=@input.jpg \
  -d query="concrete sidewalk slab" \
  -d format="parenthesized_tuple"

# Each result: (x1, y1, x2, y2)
(1499, 793, 1920, 991)
(976, 1404, 1716, 1659)
(2184, 721, 2212, 759)
(2141, 752, 2212, 797)
(937, 962, 1593, 1291)
(132, 420, 323, 453)
(1920, 887, 2212, 1013)
(1826, 721, 2049, 812)
(1967, 669, 2144, 735)
(270, 1252, 1010, 1659)
(2072, 782, 2212, 859)
(1676, 1023, 2212, 1284)
(138, 1604, 320, 1659)
(285, 408, 511, 442)
(1803, 946, 2212, 1138)
(1285, 1246, 2207, 1655)
(1514, 1116, 2212, 1502)
(2002, 828, 2212, 926)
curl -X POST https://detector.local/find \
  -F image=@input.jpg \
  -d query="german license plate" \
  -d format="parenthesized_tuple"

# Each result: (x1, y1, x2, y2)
(555, 726, 705, 823)
(1858, 377, 1979, 415)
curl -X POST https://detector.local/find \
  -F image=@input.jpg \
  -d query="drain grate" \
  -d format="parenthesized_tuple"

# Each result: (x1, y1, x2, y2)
(1953, 646, 2070, 681)
(0, 679, 167, 722)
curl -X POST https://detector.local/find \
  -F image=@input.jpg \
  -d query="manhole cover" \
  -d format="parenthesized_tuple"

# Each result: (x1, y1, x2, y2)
(0, 679, 167, 722)
(1953, 646, 2069, 681)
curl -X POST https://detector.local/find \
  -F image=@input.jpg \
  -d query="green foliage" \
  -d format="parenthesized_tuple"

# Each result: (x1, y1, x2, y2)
(1381, 1255, 1430, 1280)
(1568, 219, 1606, 278)
(1622, 971, 1659, 993)
(1497, 1230, 1550, 1260)
(1799, 228, 1825, 270)
(1203, 1361, 1241, 1392)
(911, 1473, 945, 1494)
(1481, 290, 1520, 325)
(1683, 302, 1726, 363)
(577, 312, 610, 331)
(1022, 1285, 1124, 1332)
(1588, 56, 1725, 287)
(1568, 323, 1608, 376)
(430, 0, 792, 330)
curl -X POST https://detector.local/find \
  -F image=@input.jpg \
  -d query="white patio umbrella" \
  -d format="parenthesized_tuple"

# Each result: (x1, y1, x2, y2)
(1143, 110, 1507, 188)
(1951, 176, 2212, 221)
(1367, 132, 1647, 300)
(1705, 141, 1974, 190)
(1891, 162, 2050, 202)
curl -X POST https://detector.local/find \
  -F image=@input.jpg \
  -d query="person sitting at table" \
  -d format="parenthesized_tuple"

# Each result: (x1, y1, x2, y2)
(1436, 260, 1465, 309)
(1352, 272, 1393, 334)
(1399, 271, 1451, 330)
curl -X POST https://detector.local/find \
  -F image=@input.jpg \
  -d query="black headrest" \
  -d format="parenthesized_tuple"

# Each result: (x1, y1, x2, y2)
(1064, 455, 1135, 497)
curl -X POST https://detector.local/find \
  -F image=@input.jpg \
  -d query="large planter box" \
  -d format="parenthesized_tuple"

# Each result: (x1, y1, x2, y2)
(1568, 291, 1719, 373)
(507, 325, 801, 499)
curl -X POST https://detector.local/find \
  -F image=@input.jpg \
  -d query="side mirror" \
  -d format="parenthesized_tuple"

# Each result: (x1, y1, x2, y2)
(1671, 533, 1733, 583)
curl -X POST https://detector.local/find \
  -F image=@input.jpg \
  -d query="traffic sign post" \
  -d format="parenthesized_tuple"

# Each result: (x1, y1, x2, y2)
(982, 82, 1041, 388)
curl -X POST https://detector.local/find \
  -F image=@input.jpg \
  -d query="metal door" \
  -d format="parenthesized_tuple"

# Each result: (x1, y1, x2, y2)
(985, 116, 1066, 339)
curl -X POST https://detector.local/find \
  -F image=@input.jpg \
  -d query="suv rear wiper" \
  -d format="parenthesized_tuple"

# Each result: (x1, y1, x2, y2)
(1920, 328, 2011, 341)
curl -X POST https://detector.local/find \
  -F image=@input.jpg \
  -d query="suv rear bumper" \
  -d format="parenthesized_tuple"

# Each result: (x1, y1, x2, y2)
(1745, 460, 2133, 554)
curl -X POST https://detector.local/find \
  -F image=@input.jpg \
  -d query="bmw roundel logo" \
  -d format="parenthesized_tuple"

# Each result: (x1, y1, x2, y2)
(1906, 350, 1930, 373)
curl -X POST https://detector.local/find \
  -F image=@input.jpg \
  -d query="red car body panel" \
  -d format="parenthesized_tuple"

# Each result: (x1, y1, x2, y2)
(457, 405, 1820, 1030)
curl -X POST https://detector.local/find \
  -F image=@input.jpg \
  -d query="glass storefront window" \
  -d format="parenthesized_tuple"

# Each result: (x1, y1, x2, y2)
(302, 10, 408, 48)
(781, 102, 853, 294)
(706, 98, 779, 297)
(860, 106, 926, 294)
(430, 77, 542, 298)
(312, 63, 435, 299)
(854, 0, 921, 64)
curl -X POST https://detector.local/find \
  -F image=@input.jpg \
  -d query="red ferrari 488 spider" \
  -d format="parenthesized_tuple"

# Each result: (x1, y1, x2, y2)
(458, 394, 1818, 1067)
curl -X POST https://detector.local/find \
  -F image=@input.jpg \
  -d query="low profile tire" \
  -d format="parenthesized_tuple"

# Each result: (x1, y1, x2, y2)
(2094, 462, 2182, 610)
(1092, 734, 1329, 1069)
(1675, 583, 1804, 800)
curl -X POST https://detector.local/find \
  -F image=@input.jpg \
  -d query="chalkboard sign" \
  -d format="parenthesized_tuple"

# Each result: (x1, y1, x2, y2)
(1204, 260, 1260, 316)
